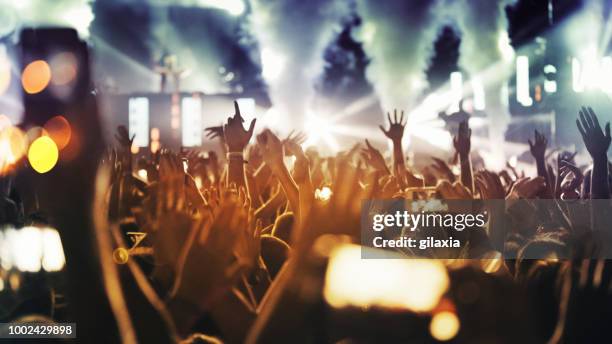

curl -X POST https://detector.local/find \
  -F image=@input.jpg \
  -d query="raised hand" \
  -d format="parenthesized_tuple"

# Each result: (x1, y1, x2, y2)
(115, 125, 135, 149)
(234, 195, 263, 270)
(360, 139, 389, 174)
(256, 129, 284, 170)
(559, 159, 584, 198)
(528, 129, 547, 160)
(284, 139, 309, 184)
(224, 101, 256, 153)
(282, 130, 307, 156)
(507, 176, 545, 200)
(436, 180, 472, 199)
(204, 125, 224, 140)
(475, 170, 505, 199)
(379, 109, 406, 142)
(453, 120, 471, 156)
(171, 196, 246, 310)
(431, 157, 456, 182)
(453, 120, 473, 192)
(577, 106, 611, 159)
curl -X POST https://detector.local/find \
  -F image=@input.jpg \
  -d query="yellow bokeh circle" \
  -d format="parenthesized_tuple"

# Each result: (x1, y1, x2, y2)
(429, 311, 460, 341)
(28, 136, 59, 173)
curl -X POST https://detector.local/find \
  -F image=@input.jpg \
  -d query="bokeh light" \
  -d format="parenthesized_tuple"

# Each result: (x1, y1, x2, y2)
(28, 136, 59, 174)
(429, 311, 460, 341)
(49, 52, 78, 86)
(25, 126, 48, 143)
(324, 244, 449, 312)
(315, 186, 332, 201)
(0, 114, 12, 130)
(0, 126, 26, 174)
(0, 49, 11, 96)
(43, 115, 72, 150)
(22, 60, 51, 94)
(0, 226, 65, 273)
(113, 247, 129, 264)
(41, 228, 66, 272)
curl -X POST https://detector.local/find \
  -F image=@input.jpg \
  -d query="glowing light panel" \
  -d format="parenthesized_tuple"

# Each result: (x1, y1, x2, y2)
(129, 97, 149, 147)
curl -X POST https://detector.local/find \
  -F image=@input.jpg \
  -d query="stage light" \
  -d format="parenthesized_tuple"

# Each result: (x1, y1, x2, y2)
(198, 0, 245, 16)
(516, 56, 532, 106)
(360, 22, 376, 44)
(498, 32, 515, 62)
(543, 64, 557, 93)
(22, 60, 51, 94)
(151, 140, 160, 153)
(41, 228, 66, 272)
(429, 311, 460, 341)
(43, 115, 72, 150)
(261, 48, 285, 81)
(600, 56, 612, 93)
(471, 77, 485, 111)
(49, 52, 78, 86)
(324, 244, 449, 312)
(572, 57, 587, 92)
(28, 136, 59, 174)
(0, 114, 10, 130)
(0, 226, 65, 273)
(181, 96, 203, 147)
(137, 169, 148, 182)
(0, 46, 10, 96)
(60, 6, 94, 37)
(0, 126, 26, 171)
(12, 227, 43, 272)
(304, 113, 339, 152)
(449, 72, 463, 113)
(151, 127, 160, 141)
(315, 186, 332, 202)
(129, 97, 149, 147)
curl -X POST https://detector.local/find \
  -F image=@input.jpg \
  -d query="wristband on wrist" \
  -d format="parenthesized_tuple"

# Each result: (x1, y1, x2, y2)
(227, 151, 248, 163)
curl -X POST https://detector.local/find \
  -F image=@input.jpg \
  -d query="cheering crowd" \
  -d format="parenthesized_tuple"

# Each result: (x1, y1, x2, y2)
(4, 99, 612, 343)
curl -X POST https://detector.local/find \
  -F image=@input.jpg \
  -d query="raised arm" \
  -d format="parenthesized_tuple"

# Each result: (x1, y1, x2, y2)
(284, 139, 314, 229)
(379, 109, 407, 181)
(224, 101, 257, 189)
(528, 129, 551, 196)
(257, 129, 300, 219)
(453, 120, 474, 193)
(576, 106, 610, 199)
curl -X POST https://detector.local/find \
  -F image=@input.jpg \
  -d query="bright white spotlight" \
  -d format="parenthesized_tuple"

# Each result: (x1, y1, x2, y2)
(12, 227, 43, 273)
(601, 57, 612, 93)
(181, 96, 203, 147)
(543, 64, 557, 93)
(449, 72, 463, 113)
(129, 97, 150, 148)
(471, 77, 485, 111)
(498, 32, 515, 61)
(303, 113, 339, 152)
(261, 49, 285, 81)
(260, 107, 282, 129)
(516, 56, 533, 106)
(197, 0, 245, 16)
(60, 5, 95, 37)
(41, 228, 65, 272)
